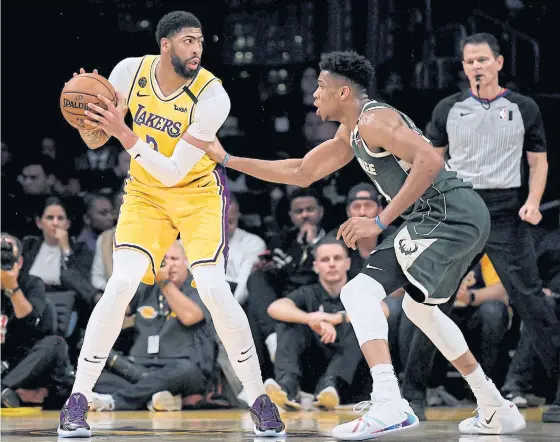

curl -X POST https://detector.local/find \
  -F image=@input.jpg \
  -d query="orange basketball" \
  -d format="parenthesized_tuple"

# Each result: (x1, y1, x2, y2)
(60, 73, 117, 130)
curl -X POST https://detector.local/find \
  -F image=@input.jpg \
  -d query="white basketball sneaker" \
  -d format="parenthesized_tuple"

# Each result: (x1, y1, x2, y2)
(332, 395, 419, 440)
(459, 400, 526, 434)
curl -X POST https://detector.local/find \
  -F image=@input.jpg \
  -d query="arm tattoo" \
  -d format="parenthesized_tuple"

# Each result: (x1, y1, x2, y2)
(79, 128, 109, 149)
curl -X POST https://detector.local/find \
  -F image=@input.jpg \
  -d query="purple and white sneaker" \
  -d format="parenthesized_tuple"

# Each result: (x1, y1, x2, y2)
(249, 394, 286, 437)
(57, 392, 92, 438)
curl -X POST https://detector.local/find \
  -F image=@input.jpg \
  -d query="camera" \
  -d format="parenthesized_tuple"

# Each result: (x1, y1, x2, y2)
(107, 350, 148, 383)
(1, 239, 17, 271)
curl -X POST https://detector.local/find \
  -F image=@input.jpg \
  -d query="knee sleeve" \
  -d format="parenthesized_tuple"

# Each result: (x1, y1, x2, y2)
(95, 249, 148, 321)
(191, 264, 246, 331)
(402, 293, 469, 361)
(108, 249, 148, 296)
(340, 274, 388, 346)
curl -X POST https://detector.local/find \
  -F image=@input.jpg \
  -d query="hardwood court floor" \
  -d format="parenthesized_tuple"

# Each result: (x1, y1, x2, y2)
(1, 407, 557, 441)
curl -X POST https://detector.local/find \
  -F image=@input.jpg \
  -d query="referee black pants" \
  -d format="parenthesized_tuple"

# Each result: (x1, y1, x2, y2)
(478, 189, 560, 381)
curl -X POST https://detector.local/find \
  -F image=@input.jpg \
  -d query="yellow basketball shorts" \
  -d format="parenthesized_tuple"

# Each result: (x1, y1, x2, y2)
(114, 168, 230, 284)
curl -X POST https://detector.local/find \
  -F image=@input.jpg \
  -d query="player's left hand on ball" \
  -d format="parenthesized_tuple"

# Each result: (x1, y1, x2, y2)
(518, 202, 542, 225)
(84, 91, 127, 138)
(336, 217, 381, 250)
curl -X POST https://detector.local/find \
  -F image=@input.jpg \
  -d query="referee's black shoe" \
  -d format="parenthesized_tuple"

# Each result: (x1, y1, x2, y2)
(542, 359, 560, 423)
(542, 404, 560, 423)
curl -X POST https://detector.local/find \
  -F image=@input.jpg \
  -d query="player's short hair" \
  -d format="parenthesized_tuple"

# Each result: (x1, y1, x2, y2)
(156, 11, 202, 46)
(319, 51, 375, 94)
(461, 33, 501, 58)
(313, 236, 348, 257)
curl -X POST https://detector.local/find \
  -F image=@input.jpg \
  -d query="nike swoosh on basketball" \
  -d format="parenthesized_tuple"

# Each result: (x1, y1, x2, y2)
(485, 411, 497, 424)
(137, 92, 150, 97)
(366, 264, 384, 271)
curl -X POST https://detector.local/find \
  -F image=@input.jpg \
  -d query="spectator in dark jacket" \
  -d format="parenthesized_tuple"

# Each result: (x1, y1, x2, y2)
(1, 233, 70, 408)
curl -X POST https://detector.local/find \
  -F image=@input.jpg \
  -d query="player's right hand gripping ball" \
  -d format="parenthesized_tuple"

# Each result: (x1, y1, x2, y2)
(60, 74, 117, 130)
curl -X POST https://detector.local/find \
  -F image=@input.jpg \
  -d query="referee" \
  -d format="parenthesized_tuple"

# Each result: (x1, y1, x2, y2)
(426, 33, 559, 422)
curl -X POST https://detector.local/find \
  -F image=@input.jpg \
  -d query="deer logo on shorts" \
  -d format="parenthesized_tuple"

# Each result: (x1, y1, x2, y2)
(398, 238, 418, 256)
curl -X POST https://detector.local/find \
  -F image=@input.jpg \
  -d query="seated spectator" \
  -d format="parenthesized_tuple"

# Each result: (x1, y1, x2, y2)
(91, 240, 217, 411)
(330, 183, 396, 278)
(77, 194, 115, 252)
(91, 190, 124, 291)
(22, 197, 96, 299)
(1, 233, 71, 408)
(99, 149, 131, 194)
(226, 194, 266, 305)
(264, 238, 363, 411)
(74, 143, 119, 193)
(22, 197, 100, 352)
(2, 154, 56, 239)
(246, 188, 326, 371)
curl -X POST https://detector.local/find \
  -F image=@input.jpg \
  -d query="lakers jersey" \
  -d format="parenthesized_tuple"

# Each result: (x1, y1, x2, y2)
(124, 55, 220, 189)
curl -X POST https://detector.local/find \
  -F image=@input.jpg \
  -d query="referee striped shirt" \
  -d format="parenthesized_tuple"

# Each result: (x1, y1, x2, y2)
(426, 89, 546, 189)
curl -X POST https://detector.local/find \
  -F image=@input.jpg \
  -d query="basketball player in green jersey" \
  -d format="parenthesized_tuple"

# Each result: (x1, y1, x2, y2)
(200, 51, 526, 439)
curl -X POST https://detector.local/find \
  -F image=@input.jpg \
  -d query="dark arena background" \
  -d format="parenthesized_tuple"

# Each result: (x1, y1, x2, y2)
(1, 0, 559, 441)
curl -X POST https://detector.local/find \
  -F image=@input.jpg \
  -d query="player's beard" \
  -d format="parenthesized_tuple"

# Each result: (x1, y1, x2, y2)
(170, 48, 198, 79)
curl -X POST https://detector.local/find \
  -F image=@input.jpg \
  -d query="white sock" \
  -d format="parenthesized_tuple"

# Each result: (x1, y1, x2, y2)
(191, 263, 265, 406)
(464, 364, 504, 407)
(71, 250, 148, 403)
(371, 364, 402, 402)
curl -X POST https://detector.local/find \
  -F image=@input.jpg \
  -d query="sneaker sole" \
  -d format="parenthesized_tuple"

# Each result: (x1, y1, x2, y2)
(314, 390, 340, 410)
(253, 425, 287, 437)
(57, 427, 92, 438)
(333, 414, 420, 441)
(264, 382, 301, 412)
(459, 417, 526, 434)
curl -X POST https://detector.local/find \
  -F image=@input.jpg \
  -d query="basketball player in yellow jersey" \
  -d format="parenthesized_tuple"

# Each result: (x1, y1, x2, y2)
(58, 11, 284, 438)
